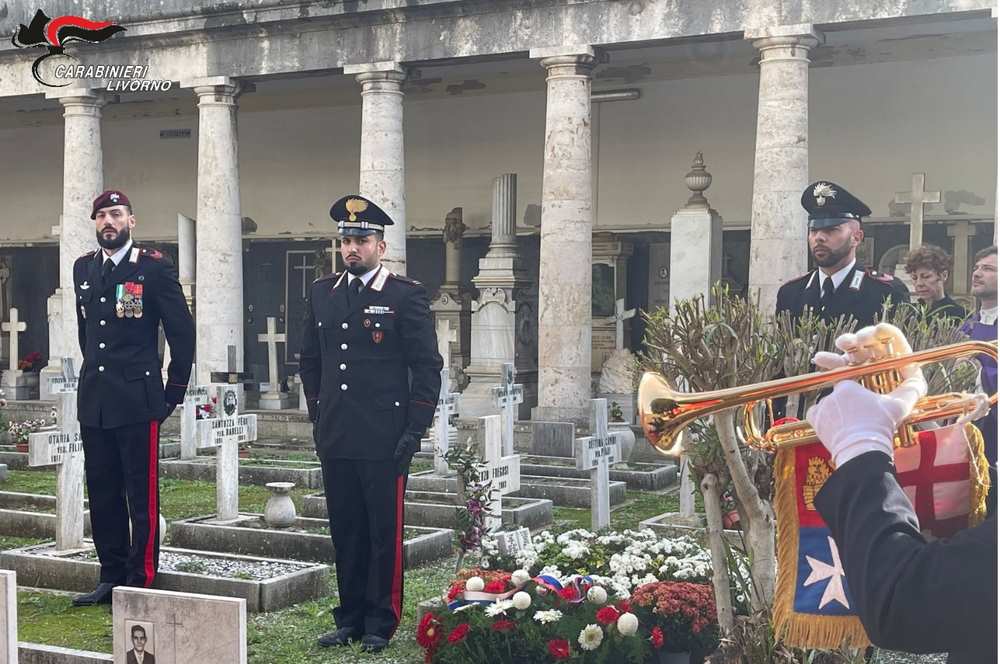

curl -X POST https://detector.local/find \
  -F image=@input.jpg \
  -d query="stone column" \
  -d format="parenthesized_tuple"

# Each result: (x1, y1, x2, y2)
(460, 174, 537, 419)
(432, 208, 471, 389)
(746, 25, 822, 314)
(530, 47, 596, 425)
(443, 208, 464, 288)
(184, 77, 244, 384)
(46, 89, 107, 371)
(177, 213, 196, 311)
(344, 62, 407, 275)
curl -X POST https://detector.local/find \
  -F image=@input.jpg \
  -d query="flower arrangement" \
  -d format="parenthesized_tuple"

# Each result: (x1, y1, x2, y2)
(443, 438, 495, 571)
(631, 581, 720, 653)
(8, 417, 50, 444)
(17, 351, 43, 371)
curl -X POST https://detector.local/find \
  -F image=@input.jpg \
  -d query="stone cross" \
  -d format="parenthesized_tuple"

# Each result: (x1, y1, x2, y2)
(2, 307, 26, 373)
(433, 367, 460, 475)
(435, 317, 457, 373)
(29, 358, 84, 550)
(947, 221, 976, 295)
(180, 365, 209, 460)
(478, 414, 521, 532)
(196, 385, 259, 521)
(895, 173, 940, 251)
(605, 298, 636, 351)
(575, 398, 629, 531)
(1, 570, 15, 664)
(257, 316, 287, 394)
(292, 254, 314, 299)
(209, 345, 250, 386)
(112, 586, 247, 664)
(490, 362, 523, 456)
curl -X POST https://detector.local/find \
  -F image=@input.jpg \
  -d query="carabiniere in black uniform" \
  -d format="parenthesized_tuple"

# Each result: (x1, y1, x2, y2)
(300, 195, 442, 648)
(73, 190, 195, 600)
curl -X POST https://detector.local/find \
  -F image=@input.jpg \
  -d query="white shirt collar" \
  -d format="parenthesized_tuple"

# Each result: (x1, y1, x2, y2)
(818, 259, 857, 291)
(102, 239, 133, 266)
(979, 305, 998, 326)
(346, 264, 381, 288)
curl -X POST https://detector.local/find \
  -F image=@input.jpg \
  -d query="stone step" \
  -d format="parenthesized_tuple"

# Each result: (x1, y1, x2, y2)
(168, 513, 452, 567)
(405, 471, 627, 508)
(301, 490, 553, 531)
(160, 457, 324, 489)
(519, 454, 678, 491)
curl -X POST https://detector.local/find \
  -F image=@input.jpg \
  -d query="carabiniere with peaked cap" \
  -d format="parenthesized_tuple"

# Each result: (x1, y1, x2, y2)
(329, 195, 395, 237)
(802, 180, 873, 230)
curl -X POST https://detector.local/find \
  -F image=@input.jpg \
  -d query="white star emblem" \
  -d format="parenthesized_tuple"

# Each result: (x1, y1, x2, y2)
(803, 536, 850, 610)
(110, 193, 120, 202)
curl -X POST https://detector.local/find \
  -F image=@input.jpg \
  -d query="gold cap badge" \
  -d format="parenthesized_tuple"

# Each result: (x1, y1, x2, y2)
(345, 198, 368, 222)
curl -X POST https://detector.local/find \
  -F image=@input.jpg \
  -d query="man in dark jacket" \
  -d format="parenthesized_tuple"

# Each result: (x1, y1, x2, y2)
(300, 194, 442, 653)
(72, 190, 195, 605)
(807, 323, 997, 663)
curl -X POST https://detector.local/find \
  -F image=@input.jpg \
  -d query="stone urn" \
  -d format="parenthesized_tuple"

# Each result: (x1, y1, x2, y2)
(264, 482, 297, 528)
(609, 421, 636, 462)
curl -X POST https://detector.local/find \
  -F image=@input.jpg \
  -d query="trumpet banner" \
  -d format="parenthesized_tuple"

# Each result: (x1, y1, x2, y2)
(773, 422, 989, 649)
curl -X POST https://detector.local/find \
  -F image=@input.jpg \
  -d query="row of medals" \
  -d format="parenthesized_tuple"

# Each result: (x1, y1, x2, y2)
(117, 293, 144, 318)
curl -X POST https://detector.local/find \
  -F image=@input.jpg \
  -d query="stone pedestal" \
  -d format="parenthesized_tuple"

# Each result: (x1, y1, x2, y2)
(184, 77, 245, 385)
(46, 88, 107, 371)
(345, 62, 408, 275)
(1, 371, 39, 400)
(258, 391, 292, 410)
(460, 173, 538, 419)
(432, 208, 472, 389)
(531, 48, 596, 426)
(670, 154, 724, 309)
(591, 233, 634, 372)
(746, 26, 822, 315)
(39, 291, 65, 401)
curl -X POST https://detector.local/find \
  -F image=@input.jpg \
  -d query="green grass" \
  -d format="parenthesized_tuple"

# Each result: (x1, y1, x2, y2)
(0, 535, 45, 550)
(552, 488, 680, 532)
(17, 591, 114, 652)
(1, 469, 58, 495)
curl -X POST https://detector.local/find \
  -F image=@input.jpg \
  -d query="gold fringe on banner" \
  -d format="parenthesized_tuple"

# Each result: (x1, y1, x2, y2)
(965, 422, 991, 528)
(772, 444, 871, 650)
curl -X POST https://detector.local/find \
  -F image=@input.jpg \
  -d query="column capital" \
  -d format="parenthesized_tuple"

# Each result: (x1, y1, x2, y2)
(344, 62, 407, 89)
(531, 46, 597, 74)
(747, 23, 822, 53)
(46, 87, 110, 112)
(182, 76, 252, 101)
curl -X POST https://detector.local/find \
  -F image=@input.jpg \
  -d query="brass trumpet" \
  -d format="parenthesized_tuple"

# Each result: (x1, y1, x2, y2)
(638, 339, 998, 456)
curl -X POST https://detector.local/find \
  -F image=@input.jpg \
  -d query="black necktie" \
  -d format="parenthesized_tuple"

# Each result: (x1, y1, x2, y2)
(821, 277, 836, 310)
(348, 277, 363, 306)
(101, 258, 114, 283)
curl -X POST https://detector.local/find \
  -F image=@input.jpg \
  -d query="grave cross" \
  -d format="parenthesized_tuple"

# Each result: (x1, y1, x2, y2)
(575, 398, 629, 531)
(490, 362, 523, 456)
(605, 299, 636, 351)
(1, 570, 16, 664)
(180, 364, 209, 460)
(196, 384, 259, 521)
(433, 367, 461, 475)
(257, 317, 287, 393)
(28, 358, 84, 550)
(209, 345, 251, 385)
(292, 254, 315, 299)
(894, 173, 940, 251)
(478, 414, 521, 532)
(2, 307, 27, 372)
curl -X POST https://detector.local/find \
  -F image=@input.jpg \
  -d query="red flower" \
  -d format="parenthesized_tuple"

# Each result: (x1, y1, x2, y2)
(650, 626, 664, 649)
(547, 638, 571, 660)
(616, 600, 631, 613)
(558, 587, 577, 601)
(416, 613, 442, 650)
(596, 606, 620, 626)
(484, 580, 507, 594)
(492, 619, 516, 633)
(446, 583, 464, 601)
(447, 623, 470, 644)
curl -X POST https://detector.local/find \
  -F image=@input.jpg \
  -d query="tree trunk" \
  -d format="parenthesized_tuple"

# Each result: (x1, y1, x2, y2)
(712, 412, 776, 609)
(700, 473, 735, 635)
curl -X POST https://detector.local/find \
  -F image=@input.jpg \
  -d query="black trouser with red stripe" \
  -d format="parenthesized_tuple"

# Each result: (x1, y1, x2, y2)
(81, 421, 160, 588)
(320, 457, 406, 639)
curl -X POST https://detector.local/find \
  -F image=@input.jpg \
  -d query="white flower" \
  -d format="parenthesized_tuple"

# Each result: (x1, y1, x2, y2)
(617, 612, 639, 637)
(533, 609, 563, 624)
(511, 569, 531, 587)
(586, 586, 608, 605)
(578, 624, 604, 651)
(465, 576, 485, 592)
(484, 599, 514, 617)
(512, 591, 531, 610)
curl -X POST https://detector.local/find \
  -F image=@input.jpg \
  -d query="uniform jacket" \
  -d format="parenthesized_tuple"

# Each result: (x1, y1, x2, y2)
(815, 452, 997, 663)
(299, 266, 442, 460)
(126, 650, 155, 664)
(73, 246, 195, 429)
(776, 264, 909, 325)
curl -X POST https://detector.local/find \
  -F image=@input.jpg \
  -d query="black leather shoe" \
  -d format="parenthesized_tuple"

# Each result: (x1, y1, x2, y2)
(360, 634, 389, 653)
(72, 583, 117, 606)
(317, 627, 361, 647)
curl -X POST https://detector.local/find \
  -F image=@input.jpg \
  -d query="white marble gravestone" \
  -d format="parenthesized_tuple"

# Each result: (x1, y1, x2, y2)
(432, 368, 460, 475)
(195, 385, 258, 521)
(256, 316, 291, 410)
(575, 399, 629, 531)
(1, 570, 16, 664)
(113, 586, 246, 664)
(477, 414, 520, 533)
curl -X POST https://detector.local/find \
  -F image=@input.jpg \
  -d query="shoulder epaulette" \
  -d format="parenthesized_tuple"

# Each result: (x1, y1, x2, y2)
(140, 247, 164, 260)
(389, 273, 422, 286)
(313, 272, 339, 284)
(79, 250, 97, 259)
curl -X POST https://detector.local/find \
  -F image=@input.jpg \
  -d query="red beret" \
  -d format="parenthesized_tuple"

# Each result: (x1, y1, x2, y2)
(91, 190, 131, 219)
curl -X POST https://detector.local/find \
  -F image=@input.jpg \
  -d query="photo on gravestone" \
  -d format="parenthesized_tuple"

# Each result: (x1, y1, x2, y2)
(223, 389, 238, 417)
(125, 620, 156, 663)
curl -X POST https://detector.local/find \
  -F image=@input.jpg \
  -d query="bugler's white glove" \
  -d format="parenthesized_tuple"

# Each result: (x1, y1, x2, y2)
(806, 323, 927, 468)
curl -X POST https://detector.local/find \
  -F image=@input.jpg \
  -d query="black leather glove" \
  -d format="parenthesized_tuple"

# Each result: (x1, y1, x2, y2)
(306, 398, 319, 423)
(159, 402, 177, 425)
(393, 430, 421, 475)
